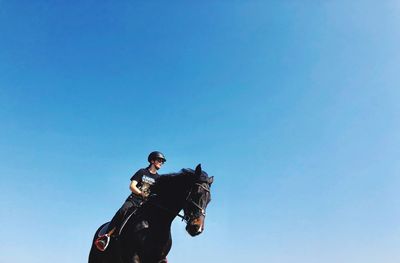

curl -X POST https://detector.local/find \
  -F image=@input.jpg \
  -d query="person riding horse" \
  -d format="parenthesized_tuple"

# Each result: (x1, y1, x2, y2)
(89, 163, 213, 263)
(95, 151, 167, 251)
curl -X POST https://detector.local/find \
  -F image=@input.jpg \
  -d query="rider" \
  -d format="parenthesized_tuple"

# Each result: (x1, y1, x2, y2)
(95, 151, 166, 251)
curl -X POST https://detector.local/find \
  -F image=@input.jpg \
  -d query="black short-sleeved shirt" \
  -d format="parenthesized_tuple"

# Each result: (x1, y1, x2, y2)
(130, 168, 159, 196)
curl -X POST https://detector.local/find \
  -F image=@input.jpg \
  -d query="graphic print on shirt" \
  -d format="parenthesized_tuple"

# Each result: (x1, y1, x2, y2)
(140, 175, 156, 196)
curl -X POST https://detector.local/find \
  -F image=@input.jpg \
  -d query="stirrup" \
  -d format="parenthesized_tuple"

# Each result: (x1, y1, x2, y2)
(94, 234, 110, 251)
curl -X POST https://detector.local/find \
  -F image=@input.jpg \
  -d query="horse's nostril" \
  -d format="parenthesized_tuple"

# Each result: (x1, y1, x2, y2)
(192, 224, 202, 233)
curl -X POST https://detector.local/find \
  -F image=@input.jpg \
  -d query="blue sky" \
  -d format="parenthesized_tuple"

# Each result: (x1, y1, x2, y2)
(1, 1, 399, 262)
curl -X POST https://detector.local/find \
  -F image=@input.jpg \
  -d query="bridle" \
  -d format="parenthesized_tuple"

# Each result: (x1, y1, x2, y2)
(182, 182, 210, 223)
(184, 183, 210, 222)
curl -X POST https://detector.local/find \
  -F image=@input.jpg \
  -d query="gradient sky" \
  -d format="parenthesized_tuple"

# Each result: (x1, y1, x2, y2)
(1, 1, 400, 262)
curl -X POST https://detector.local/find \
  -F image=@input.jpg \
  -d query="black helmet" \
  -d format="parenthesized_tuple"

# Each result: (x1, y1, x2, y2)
(148, 151, 166, 163)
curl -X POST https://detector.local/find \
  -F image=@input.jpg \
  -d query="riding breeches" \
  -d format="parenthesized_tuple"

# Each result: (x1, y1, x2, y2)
(108, 195, 142, 231)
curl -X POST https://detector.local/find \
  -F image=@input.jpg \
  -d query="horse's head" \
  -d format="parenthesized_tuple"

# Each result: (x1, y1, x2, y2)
(183, 164, 213, 237)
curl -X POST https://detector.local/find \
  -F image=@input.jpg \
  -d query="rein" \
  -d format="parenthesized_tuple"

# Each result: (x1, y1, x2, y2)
(147, 199, 188, 222)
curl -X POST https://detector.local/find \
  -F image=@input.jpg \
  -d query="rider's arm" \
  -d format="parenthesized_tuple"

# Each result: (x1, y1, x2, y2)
(129, 180, 147, 198)
(130, 180, 146, 198)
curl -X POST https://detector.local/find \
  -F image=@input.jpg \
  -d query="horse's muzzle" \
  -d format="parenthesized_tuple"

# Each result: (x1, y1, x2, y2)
(186, 218, 204, 236)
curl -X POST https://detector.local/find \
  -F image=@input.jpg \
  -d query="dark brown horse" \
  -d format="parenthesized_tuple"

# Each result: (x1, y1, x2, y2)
(88, 164, 213, 263)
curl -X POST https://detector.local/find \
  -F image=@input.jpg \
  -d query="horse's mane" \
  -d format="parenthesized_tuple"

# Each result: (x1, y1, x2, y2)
(152, 169, 192, 190)
(180, 168, 210, 182)
(150, 168, 209, 194)
(156, 170, 187, 183)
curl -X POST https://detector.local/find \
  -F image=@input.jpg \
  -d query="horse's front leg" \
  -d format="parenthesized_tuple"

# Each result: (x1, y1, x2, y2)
(139, 255, 164, 263)
(131, 253, 140, 263)
(137, 250, 166, 263)
(120, 249, 140, 263)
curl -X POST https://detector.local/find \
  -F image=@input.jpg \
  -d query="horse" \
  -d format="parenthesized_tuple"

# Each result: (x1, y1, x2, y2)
(88, 164, 213, 263)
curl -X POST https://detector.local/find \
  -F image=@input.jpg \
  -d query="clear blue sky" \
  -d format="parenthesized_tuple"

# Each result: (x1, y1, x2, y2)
(1, 1, 399, 262)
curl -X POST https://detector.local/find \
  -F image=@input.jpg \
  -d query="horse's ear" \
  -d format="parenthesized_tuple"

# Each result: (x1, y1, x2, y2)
(208, 176, 214, 185)
(195, 164, 202, 178)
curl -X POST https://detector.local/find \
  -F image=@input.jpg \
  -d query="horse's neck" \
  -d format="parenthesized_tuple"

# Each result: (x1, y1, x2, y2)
(147, 178, 191, 222)
(146, 203, 177, 228)
(150, 192, 186, 220)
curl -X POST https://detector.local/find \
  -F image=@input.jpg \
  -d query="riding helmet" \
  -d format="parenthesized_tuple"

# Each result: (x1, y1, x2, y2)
(148, 151, 167, 163)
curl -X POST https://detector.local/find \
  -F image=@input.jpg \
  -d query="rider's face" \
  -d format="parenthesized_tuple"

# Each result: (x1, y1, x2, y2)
(152, 158, 164, 170)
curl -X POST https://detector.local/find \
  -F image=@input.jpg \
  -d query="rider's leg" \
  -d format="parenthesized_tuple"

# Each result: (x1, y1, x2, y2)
(94, 199, 135, 251)
(107, 199, 135, 236)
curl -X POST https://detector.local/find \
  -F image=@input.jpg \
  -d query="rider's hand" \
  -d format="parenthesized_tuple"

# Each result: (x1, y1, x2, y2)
(140, 191, 149, 199)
